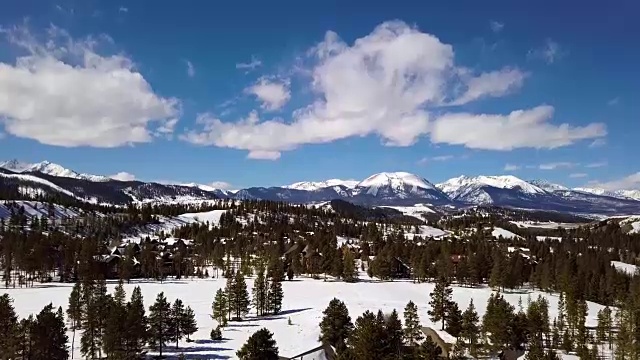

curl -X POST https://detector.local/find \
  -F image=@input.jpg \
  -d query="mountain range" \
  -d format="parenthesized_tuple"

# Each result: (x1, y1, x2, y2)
(1, 159, 640, 216)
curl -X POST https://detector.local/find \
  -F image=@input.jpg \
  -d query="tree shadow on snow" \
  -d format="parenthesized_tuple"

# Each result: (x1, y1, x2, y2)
(146, 345, 233, 360)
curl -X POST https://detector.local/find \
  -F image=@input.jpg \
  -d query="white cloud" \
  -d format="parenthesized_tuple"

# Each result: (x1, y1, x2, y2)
(236, 56, 262, 71)
(607, 97, 619, 106)
(431, 106, 606, 151)
(451, 67, 527, 105)
(119, 6, 128, 13)
(539, 162, 577, 170)
(185, 60, 195, 78)
(528, 39, 564, 64)
(504, 164, 520, 171)
(246, 78, 291, 111)
(110, 171, 136, 181)
(570, 173, 588, 178)
(585, 161, 607, 168)
(183, 21, 601, 159)
(589, 138, 606, 148)
(490, 21, 504, 33)
(591, 173, 640, 191)
(0, 24, 180, 147)
(417, 155, 454, 164)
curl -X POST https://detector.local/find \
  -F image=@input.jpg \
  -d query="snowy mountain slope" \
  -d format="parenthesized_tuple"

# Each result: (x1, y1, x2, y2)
(528, 179, 569, 192)
(436, 175, 547, 204)
(0, 200, 84, 221)
(284, 179, 359, 191)
(0, 159, 109, 182)
(351, 172, 451, 205)
(574, 187, 640, 201)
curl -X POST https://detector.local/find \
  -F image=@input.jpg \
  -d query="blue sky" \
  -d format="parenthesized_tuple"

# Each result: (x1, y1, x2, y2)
(0, 0, 638, 190)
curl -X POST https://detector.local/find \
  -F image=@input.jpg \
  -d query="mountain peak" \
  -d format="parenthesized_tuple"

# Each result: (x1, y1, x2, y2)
(284, 179, 359, 191)
(528, 179, 569, 192)
(357, 172, 436, 190)
(0, 159, 109, 182)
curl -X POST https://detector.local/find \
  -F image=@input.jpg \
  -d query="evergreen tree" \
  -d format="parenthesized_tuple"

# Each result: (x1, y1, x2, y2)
(0, 294, 19, 358)
(80, 281, 101, 359)
(236, 327, 279, 360)
(103, 282, 127, 359)
(252, 269, 268, 316)
(31, 304, 69, 360)
(403, 300, 424, 346)
(182, 306, 198, 342)
(268, 277, 284, 315)
(170, 298, 186, 348)
(482, 292, 515, 352)
(428, 276, 453, 330)
(210, 325, 223, 341)
(66, 282, 82, 359)
(224, 273, 235, 321)
(461, 299, 480, 355)
(418, 336, 442, 359)
(148, 292, 172, 357)
(229, 271, 250, 320)
(347, 310, 389, 360)
(446, 302, 463, 338)
(212, 288, 228, 326)
(123, 286, 147, 358)
(319, 298, 353, 351)
(343, 248, 358, 282)
(385, 309, 404, 358)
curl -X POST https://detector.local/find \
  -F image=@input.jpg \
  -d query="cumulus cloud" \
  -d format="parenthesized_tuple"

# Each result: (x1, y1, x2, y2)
(246, 78, 291, 111)
(591, 173, 640, 191)
(236, 55, 262, 71)
(110, 171, 136, 181)
(185, 60, 195, 78)
(183, 21, 603, 160)
(431, 106, 605, 150)
(451, 67, 527, 105)
(504, 164, 520, 171)
(528, 39, 565, 64)
(570, 173, 588, 178)
(490, 21, 504, 33)
(539, 162, 577, 170)
(0, 24, 180, 147)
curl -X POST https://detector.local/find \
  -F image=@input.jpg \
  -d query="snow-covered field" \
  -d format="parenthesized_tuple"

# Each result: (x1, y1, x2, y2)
(3, 276, 609, 359)
(492, 227, 522, 240)
(611, 261, 639, 276)
(377, 203, 435, 220)
(510, 221, 584, 229)
(403, 225, 449, 240)
(0, 200, 84, 220)
(620, 216, 640, 234)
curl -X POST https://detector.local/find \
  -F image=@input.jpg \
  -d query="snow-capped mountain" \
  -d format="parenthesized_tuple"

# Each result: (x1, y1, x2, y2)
(436, 175, 547, 204)
(0, 159, 109, 182)
(528, 179, 569, 192)
(351, 172, 450, 204)
(284, 179, 359, 191)
(574, 187, 640, 201)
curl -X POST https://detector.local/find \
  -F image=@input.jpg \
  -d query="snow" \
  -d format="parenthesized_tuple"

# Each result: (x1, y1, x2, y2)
(377, 203, 435, 220)
(433, 329, 456, 344)
(573, 187, 640, 201)
(4, 278, 609, 359)
(492, 227, 522, 240)
(0, 159, 108, 182)
(611, 261, 639, 276)
(536, 236, 563, 242)
(356, 172, 435, 191)
(510, 221, 584, 229)
(437, 175, 547, 196)
(0, 201, 83, 220)
(403, 225, 448, 240)
(0, 172, 80, 199)
(620, 216, 640, 234)
(285, 179, 359, 191)
(178, 209, 228, 227)
(528, 180, 569, 192)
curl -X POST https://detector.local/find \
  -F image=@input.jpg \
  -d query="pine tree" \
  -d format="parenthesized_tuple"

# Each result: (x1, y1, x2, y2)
(343, 248, 358, 282)
(428, 276, 453, 330)
(31, 304, 69, 360)
(446, 302, 463, 338)
(347, 310, 389, 359)
(0, 294, 19, 358)
(461, 299, 479, 355)
(403, 300, 424, 346)
(124, 286, 147, 358)
(419, 336, 443, 359)
(210, 325, 223, 341)
(252, 269, 268, 316)
(16, 315, 34, 359)
(212, 288, 228, 326)
(225, 273, 234, 321)
(171, 298, 186, 348)
(385, 309, 403, 357)
(236, 327, 279, 360)
(319, 298, 353, 351)
(482, 292, 515, 352)
(268, 276, 284, 315)
(230, 271, 250, 320)
(66, 282, 82, 359)
(182, 306, 198, 342)
(81, 281, 101, 359)
(103, 282, 127, 359)
(148, 292, 172, 357)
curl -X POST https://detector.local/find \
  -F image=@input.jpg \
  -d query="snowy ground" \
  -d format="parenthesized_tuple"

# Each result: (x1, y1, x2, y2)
(611, 261, 639, 276)
(536, 236, 563, 242)
(402, 225, 449, 240)
(377, 203, 435, 220)
(510, 221, 584, 229)
(620, 216, 640, 234)
(0, 200, 84, 220)
(3, 275, 609, 359)
(492, 227, 522, 240)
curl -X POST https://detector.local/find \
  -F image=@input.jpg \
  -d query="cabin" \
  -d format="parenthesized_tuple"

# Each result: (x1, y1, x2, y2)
(280, 343, 336, 360)
(391, 257, 411, 279)
(421, 327, 457, 358)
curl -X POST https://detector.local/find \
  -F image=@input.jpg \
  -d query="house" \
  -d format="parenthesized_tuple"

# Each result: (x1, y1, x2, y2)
(280, 343, 336, 360)
(421, 327, 457, 358)
(391, 257, 411, 279)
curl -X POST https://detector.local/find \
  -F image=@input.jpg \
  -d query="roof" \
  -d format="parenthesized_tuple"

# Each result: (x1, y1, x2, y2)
(286, 343, 336, 360)
(422, 327, 456, 345)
